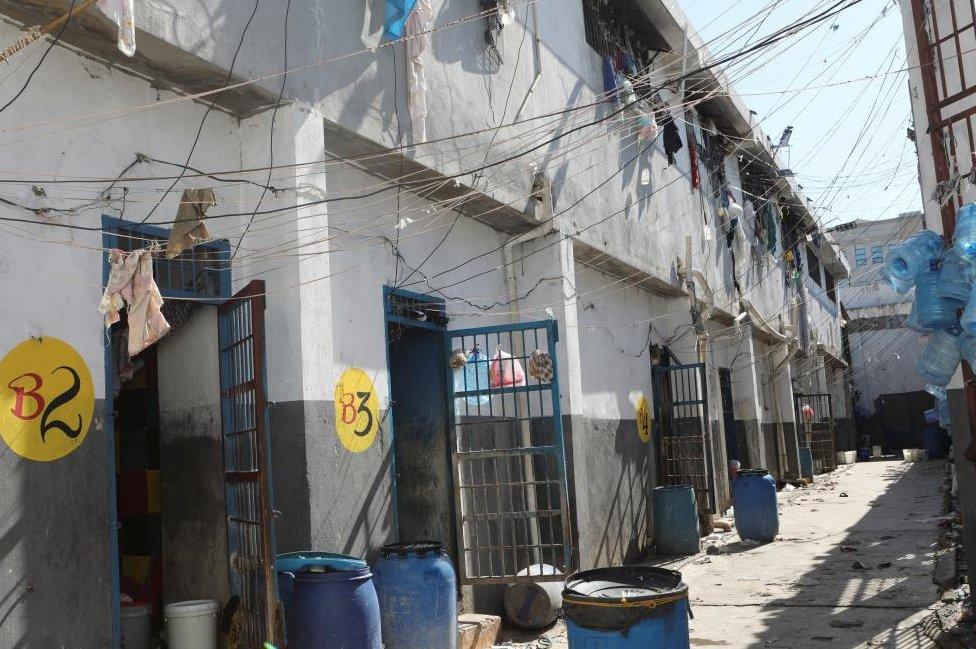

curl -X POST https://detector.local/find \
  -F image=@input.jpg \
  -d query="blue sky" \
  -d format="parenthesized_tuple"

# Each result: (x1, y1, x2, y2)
(680, 0, 922, 226)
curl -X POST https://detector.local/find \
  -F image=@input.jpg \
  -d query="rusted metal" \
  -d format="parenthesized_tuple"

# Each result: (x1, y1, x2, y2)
(218, 280, 280, 647)
(795, 393, 837, 473)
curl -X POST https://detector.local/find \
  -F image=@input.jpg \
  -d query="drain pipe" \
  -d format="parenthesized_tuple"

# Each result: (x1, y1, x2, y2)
(503, 222, 552, 565)
(513, 1, 543, 122)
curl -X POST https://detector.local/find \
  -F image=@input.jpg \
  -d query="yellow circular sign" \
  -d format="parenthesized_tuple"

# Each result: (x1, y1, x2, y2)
(0, 337, 94, 462)
(636, 394, 651, 443)
(334, 367, 380, 453)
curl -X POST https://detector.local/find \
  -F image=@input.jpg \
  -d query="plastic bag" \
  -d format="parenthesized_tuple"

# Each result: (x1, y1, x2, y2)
(489, 349, 526, 388)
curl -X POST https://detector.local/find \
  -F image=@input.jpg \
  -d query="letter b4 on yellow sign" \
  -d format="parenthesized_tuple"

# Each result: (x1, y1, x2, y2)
(0, 337, 94, 462)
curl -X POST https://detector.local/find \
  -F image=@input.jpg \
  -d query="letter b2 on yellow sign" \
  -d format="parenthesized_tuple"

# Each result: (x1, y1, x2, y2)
(0, 337, 94, 462)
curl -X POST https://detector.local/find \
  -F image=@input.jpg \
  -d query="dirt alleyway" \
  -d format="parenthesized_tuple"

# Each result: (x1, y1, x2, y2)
(497, 460, 951, 649)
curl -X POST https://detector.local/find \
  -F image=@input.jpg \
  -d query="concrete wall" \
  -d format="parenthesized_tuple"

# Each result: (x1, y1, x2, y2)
(157, 306, 230, 605)
(848, 327, 926, 415)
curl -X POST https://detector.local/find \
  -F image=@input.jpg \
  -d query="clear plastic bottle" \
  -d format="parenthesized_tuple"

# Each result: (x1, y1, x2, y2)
(937, 248, 974, 305)
(906, 295, 932, 333)
(886, 230, 944, 280)
(952, 203, 976, 261)
(915, 264, 959, 330)
(880, 266, 914, 294)
(917, 329, 962, 387)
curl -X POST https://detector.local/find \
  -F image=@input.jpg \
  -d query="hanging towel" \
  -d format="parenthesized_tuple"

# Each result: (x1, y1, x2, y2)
(686, 121, 701, 188)
(766, 204, 780, 252)
(384, 0, 419, 40)
(97, 0, 136, 56)
(405, 0, 432, 144)
(489, 349, 526, 388)
(100, 247, 171, 357)
(166, 188, 215, 259)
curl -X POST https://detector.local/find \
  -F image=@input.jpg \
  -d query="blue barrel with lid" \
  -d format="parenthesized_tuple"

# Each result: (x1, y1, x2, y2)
(563, 566, 690, 648)
(286, 565, 382, 649)
(372, 541, 458, 649)
(276, 551, 366, 611)
(652, 486, 700, 556)
(732, 469, 779, 543)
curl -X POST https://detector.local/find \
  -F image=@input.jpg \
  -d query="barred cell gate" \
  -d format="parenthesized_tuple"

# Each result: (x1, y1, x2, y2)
(651, 363, 715, 515)
(795, 393, 837, 474)
(445, 321, 571, 583)
(218, 281, 280, 645)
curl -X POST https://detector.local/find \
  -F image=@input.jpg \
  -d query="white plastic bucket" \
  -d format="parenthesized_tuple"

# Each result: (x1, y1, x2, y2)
(164, 599, 219, 649)
(872, 445, 882, 457)
(120, 603, 152, 649)
(835, 451, 855, 465)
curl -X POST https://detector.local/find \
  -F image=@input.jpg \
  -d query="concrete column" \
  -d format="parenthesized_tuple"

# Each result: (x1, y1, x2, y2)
(730, 325, 766, 470)
(773, 355, 801, 479)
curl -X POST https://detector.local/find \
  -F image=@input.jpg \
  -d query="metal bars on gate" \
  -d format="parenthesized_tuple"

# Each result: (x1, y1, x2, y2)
(651, 363, 715, 514)
(218, 281, 280, 646)
(795, 393, 836, 474)
(445, 321, 571, 584)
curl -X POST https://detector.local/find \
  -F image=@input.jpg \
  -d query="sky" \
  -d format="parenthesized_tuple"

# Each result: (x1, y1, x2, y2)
(680, 0, 923, 227)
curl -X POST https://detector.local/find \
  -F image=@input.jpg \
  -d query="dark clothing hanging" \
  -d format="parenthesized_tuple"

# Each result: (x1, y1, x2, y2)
(658, 110, 683, 165)
(686, 120, 701, 188)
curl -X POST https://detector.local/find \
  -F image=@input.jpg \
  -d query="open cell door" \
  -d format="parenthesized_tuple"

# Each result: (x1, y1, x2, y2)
(217, 280, 281, 645)
(444, 320, 572, 584)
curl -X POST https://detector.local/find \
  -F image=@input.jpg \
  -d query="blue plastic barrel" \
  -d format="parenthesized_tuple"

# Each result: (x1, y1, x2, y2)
(372, 542, 458, 649)
(563, 566, 690, 649)
(652, 486, 700, 556)
(732, 470, 779, 543)
(924, 426, 950, 459)
(286, 566, 382, 649)
(276, 552, 367, 610)
(799, 447, 814, 479)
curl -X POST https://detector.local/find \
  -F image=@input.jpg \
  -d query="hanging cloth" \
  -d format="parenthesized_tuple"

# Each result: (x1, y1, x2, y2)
(166, 188, 215, 259)
(100, 247, 171, 357)
(766, 204, 779, 252)
(384, 0, 419, 40)
(98, 0, 136, 56)
(686, 120, 701, 188)
(405, 0, 433, 145)
(658, 109, 684, 165)
(603, 56, 619, 103)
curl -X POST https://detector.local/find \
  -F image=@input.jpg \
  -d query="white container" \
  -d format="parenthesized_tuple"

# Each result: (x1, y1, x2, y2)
(164, 599, 219, 649)
(903, 448, 929, 462)
(872, 445, 882, 457)
(120, 603, 152, 649)
(835, 451, 856, 465)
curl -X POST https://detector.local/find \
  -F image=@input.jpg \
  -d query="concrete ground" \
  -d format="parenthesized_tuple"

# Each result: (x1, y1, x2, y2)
(497, 459, 950, 648)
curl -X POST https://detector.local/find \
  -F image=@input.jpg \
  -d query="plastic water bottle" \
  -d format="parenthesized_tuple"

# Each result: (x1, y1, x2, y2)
(906, 296, 932, 333)
(938, 398, 952, 427)
(880, 266, 914, 294)
(961, 288, 976, 335)
(915, 263, 959, 330)
(886, 230, 943, 280)
(937, 249, 974, 305)
(917, 329, 962, 387)
(952, 203, 976, 261)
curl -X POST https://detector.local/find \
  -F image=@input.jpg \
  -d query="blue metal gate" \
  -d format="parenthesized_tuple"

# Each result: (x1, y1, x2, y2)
(218, 280, 280, 645)
(445, 321, 571, 583)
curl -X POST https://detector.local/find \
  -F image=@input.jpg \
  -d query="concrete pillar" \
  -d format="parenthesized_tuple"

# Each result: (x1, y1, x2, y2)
(773, 355, 801, 479)
(730, 325, 766, 470)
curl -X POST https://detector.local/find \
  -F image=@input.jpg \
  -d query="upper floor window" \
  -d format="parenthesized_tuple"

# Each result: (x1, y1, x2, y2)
(582, 0, 671, 66)
(807, 246, 822, 286)
(871, 245, 883, 264)
(854, 247, 867, 267)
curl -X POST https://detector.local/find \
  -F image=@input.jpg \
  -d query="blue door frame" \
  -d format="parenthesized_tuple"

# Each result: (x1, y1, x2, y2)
(101, 217, 231, 648)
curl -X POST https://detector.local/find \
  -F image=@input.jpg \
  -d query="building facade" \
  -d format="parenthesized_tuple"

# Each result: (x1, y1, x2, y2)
(0, 0, 849, 645)
(830, 212, 929, 451)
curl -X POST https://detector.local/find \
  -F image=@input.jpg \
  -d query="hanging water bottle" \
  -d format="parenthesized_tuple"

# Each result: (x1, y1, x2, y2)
(962, 291, 976, 335)
(938, 398, 952, 427)
(880, 266, 914, 294)
(917, 329, 962, 387)
(937, 248, 974, 305)
(915, 262, 959, 330)
(886, 230, 943, 280)
(952, 203, 976, 261)
(906, 295, 931, 333)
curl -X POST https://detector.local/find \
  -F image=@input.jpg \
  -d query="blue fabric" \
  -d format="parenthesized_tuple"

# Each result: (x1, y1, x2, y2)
(602, 56, 618, 102)
(385, 0, 419, 40)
